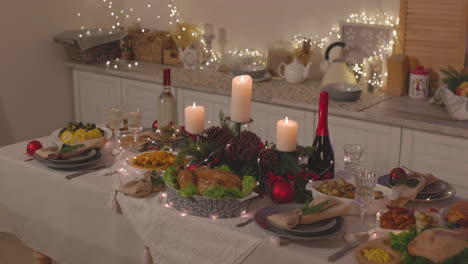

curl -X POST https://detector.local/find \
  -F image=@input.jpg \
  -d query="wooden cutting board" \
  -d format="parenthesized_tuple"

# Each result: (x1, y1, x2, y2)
(354, 237, 402, 264)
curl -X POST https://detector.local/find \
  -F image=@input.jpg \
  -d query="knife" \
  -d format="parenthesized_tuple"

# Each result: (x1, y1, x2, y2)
(65, 163, 113, 180)
(327, 240, 361, 262)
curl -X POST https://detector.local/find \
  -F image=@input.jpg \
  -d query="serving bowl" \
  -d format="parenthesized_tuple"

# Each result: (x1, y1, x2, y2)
(165, 184, 258, 218)
(306, 179, 392, 216)
(233, 65, 267, 79)
(322, 83, 362, 101)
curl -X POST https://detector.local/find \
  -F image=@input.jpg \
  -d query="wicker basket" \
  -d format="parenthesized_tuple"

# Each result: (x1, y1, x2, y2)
(62, 41, 120, 64)
(128, 31, 176, 63)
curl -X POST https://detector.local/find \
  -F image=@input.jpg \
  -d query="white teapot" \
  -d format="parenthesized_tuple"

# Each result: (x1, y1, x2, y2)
(178, 47, 199, 70)
(278, 58, 312, 84)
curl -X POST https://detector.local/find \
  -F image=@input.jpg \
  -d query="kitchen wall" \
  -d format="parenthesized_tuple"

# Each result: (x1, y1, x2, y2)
(0, 0, 122, 146)
(122, 0, 399, 53)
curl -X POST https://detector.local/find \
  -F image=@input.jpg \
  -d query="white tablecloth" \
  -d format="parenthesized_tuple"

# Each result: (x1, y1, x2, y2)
(0, 138, 462, 264)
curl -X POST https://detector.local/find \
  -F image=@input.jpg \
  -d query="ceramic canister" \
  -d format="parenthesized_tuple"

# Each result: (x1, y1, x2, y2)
(409, 66, 430, 99)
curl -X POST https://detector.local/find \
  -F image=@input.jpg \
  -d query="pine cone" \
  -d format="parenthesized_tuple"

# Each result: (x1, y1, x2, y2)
(203, 126, 233, 145)
(225, 131, 261, 162)
(258, 148, 279, 168)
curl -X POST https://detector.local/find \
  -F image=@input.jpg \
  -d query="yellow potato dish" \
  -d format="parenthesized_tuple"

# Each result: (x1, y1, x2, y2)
(132, 151, 176, 170)
(316, 179, 384, 199)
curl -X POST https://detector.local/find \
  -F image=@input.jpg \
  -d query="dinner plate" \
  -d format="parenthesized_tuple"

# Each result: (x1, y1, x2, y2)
(46, 149, 98, 165)
(265, 204, 337, 235)
(34, 151, 102, 170)
(412, 183, 456, 202)
(49, 125, 112, 146)
(385, 176, 448, 195)
(254, 204, 345, 241)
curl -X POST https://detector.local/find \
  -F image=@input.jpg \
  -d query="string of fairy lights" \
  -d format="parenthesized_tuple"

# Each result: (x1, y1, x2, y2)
(75, 2, 398, 87)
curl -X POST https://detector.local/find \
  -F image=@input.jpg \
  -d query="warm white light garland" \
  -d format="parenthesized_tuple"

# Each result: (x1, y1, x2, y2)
(75, 3, 397, 87)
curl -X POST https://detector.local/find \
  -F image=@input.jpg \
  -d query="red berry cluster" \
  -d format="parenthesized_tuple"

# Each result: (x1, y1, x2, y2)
(265, 169, 321, 186)
(180, 126, 199, 140)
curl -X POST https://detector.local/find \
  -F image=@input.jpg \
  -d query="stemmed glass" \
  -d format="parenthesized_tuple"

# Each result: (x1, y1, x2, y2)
(107, 105, 124, 153)
(343, 144, 365, 180)
(126, 108, 143, 152)
(354, 170, 377, 224)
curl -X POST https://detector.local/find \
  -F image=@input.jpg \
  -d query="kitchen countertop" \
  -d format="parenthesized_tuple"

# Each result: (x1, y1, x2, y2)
(65, 61, 468, 139)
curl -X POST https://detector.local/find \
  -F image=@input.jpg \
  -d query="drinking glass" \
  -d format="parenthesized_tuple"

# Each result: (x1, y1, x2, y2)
(127, 108, 143, 133)
(354, 170, 377, 223)
(343, 144, 365, 180)
(107, 105, 123, 132)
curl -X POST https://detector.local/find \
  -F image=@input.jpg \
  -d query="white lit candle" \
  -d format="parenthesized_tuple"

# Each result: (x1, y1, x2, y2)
(230, 75, 253, 123)
(276, 116, 298, 152)
(184, 102, 205, 134)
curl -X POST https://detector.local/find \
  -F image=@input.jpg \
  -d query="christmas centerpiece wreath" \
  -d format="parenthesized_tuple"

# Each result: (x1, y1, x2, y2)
(163, 112, 325, 218)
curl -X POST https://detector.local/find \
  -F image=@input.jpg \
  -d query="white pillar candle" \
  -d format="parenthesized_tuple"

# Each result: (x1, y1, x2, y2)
(230, 75, 253, 123)
(276, 116, 298, 152)
(184, 102, 205, 134)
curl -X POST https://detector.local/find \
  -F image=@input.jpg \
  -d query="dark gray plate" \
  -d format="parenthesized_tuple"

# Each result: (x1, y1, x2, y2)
(385, 176, 449, 196)
(46, 149, 98, 165)
(34, 151, 102, 170)
(255, 204, 345, 241)
(266, 204, 337, 235)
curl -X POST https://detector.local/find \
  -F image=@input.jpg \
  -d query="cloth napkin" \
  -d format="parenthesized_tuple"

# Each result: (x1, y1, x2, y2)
(389, 172, 438, 207)
(118, 174, 165, 198)
(35, 138, 108, 160)
(267, 196, 350, 230)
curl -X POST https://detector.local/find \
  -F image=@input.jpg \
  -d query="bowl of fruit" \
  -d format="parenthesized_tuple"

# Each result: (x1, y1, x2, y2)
(50, 122, 112, 146)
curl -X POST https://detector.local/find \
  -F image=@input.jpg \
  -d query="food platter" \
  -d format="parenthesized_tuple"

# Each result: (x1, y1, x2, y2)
(49, 125, 112, 146)
(124, 151, 177, 172)
(306, 179, 392, 216)
(254, 204, 345, 241)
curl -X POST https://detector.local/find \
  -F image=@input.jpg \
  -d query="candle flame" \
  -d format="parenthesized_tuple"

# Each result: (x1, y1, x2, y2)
(285, 116, 289, 124)
(192, 102, 196, 108)
(240, 75, 245, 82)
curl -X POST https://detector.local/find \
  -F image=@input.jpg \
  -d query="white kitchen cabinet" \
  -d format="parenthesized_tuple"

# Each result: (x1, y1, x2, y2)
(323, 115, 401, 175)
(401, 129, 468, 196)
(250, 102, 315, 146)
(122, 79, 164, 128)
(176, 89, 230, 127)
(73, 70, 122, 124)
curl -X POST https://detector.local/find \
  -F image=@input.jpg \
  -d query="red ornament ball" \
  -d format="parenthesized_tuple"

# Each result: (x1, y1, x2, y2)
(26, 140, 43, 156)
(270, 181, 295, 203)
(152, 120, 159, 132)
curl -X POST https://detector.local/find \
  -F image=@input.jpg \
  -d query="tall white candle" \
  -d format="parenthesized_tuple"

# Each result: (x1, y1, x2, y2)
(276, 116, 298, 152)
(230, 75, 253, 123)
(184, 102, 205, 134)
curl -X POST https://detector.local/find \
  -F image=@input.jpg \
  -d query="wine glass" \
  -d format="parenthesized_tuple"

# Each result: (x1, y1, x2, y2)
(126, 108, 143, 151)
(107, 106, 123, 153)
(354, 170, 377, 224)
(343, 144, 365, 180)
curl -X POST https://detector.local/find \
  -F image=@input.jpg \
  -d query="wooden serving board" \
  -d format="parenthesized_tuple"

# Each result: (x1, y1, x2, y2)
(354, 237, 402, 264)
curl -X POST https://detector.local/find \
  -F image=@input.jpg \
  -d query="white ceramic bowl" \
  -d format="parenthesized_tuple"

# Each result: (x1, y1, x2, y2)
(49, 125, 112, 146)
(322, 83, 362, 101)
(305, 179, 392, 216)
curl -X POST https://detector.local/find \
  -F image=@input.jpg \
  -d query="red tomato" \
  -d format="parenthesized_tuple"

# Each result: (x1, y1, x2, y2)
(390, 168, 407, 185)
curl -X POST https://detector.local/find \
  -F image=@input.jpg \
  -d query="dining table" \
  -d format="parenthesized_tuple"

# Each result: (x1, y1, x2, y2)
(0, 137, 463, 264)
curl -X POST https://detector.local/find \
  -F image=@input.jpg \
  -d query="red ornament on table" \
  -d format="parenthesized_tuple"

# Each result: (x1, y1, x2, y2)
(270, 181, 295, 203)
(25, 140, 43, 156)
(152, 120, 158, 132)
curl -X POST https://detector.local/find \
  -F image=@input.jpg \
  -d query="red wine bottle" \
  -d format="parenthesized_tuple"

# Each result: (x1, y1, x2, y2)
(308, 91, 334, 180)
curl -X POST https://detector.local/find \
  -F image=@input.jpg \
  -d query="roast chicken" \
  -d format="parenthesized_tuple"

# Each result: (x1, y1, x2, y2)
(408, 228, 468, 263)
(177, 166, 242, 193)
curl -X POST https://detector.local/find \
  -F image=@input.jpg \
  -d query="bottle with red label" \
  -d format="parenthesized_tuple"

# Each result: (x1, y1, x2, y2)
(308, 91, 335, 179)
